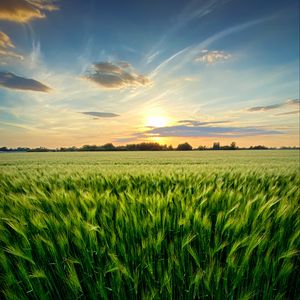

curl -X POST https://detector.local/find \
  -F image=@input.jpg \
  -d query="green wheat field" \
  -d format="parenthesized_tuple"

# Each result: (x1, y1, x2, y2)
(0, 150, 299, 299)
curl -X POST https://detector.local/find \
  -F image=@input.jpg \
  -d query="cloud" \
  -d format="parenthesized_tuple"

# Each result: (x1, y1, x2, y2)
(0, 31, 23, 62)
(247, 99, 300, 112)
(150, 16, 273, 79)
(0, 31, 15, 49)
(81, 111, 120, 118)
(0, 50, 23, 62)
(120, 120, 283, 142)
(0, 0, 58, 23)
(247, 104, 283, 112)
(276, 110, 299, 116)
(85, 61, 150, 89)
(146, 51, 160, 64)
(178, 120, 231, 126)
(0, 71, 51, 92)
(287, 99, 300, 105)
(195, 50, 231, 64)
(143, 124, 282, 138)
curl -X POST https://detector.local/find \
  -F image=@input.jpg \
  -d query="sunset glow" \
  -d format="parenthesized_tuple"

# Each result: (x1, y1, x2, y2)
(146, 116, 168, 128)
(0, 0, 298, 148)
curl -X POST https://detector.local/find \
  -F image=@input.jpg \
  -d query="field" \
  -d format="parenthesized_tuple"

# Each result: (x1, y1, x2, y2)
(0, 150, 299, 299)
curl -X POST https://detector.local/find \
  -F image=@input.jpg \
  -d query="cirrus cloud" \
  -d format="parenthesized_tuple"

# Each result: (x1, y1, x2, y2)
(0, 71, 51, 92)
(0, 0, 58, 23)
(84, 61, 151, 89)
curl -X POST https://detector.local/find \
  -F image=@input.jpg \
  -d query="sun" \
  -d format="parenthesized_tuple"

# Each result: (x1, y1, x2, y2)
(146, 116, 168, 127)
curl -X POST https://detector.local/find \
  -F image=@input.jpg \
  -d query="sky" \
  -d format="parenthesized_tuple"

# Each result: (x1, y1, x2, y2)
(0, 0, 299, 148)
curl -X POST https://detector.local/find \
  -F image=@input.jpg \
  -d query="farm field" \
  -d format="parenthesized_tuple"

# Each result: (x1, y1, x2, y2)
(0, 150, 299, 299)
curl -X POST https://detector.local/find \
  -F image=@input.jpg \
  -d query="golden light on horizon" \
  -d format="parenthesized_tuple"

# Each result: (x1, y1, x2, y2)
(146, 135, 167, 144)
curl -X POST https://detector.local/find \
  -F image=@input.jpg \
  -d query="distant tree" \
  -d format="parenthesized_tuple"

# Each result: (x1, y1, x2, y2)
(80, 145, 98, 151)
(250, 145, 268, 150)
(230, 142, 237, 150)
(16, 147, 30, 152)
(30, 147, 50, 152)
(167, 145, 174, 151)
(212, 142, 220, 150)
(197, 145, 207, 151)
(221, 145, 231, 150)
(177, 142, 193, 151)
(125, 144, 137, 151)
(101, 143, 115, 151)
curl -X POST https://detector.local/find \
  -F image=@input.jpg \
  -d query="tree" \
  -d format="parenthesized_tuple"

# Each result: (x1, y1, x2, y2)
(230, 142, 237, 150)
(177, 142, 193, 151)
(250, 145, 268, 150)
(101, 143, 115, 151)
(197, 145, 207, 151)
(212, 142, 220, 150)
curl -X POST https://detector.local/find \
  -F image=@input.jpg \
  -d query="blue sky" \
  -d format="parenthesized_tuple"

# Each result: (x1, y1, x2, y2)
(0, 0, 299, 148)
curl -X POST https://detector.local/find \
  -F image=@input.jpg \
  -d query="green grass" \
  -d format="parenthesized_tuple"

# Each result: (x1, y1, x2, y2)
(0, 151, 299, 299)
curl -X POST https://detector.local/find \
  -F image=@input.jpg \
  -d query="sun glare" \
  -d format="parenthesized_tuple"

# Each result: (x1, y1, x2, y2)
(146, 116, 168, 127)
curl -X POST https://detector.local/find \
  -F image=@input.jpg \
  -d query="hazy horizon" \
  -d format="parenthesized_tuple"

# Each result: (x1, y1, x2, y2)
(0, 0, 299, 148)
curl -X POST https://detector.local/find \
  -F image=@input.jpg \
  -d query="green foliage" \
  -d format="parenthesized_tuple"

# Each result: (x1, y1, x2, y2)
(0, 151, 299, 299)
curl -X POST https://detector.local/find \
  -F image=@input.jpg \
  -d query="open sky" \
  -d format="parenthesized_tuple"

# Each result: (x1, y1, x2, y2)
(0, 0, 299, 148)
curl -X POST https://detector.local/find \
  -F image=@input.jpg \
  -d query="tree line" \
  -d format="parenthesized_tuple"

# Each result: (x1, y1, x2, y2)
(0, 142, 299, 152)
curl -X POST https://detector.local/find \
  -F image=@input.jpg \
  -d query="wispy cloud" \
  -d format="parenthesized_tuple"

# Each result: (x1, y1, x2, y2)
(0, 31, 15, 49)
(178, 120, 231, 126)
(0, 0, 58, 23)
(0, 71, 51, 92)
(146, 51, 160, 64)
(276, 110, 299, 116)
(84, 61, 151, 89)
(145, 0, 230, 66)
(81, 112, 120, 118)
(195, 50, 231, 64)
(247, 99, 299, 112)
(176, 0, 230, 25)
(0, 31, 23, 63)
(150, 16, 272, 79)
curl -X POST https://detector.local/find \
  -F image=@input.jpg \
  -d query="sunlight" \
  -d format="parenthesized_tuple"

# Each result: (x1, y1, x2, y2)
(146, 115, 168, 127)
(146, 135, 166, 144)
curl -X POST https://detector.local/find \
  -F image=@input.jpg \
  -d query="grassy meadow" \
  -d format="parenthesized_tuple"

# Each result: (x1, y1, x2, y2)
(0, 150, 299, 299)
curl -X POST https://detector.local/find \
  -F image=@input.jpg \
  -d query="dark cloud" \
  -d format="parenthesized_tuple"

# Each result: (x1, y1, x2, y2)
(114, 120, 283, 143)
(144, 124, 282, 138)
(247, 104, 283, 112)
(0, 72, 51, 92)
(247, 99, 300, 112)
(85, 61, 150, 89)
(0, 0, 58, 23)
(81, 111, 120, 118)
